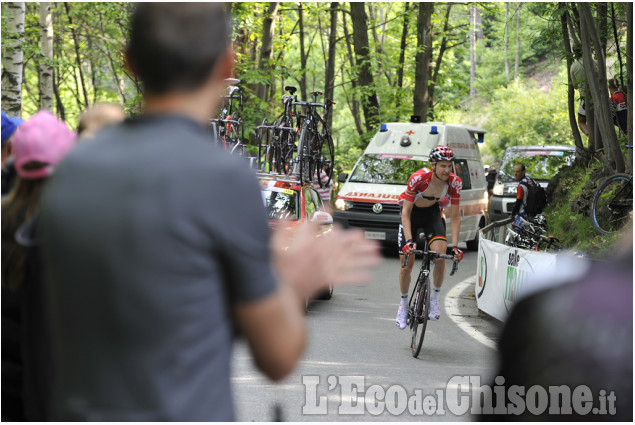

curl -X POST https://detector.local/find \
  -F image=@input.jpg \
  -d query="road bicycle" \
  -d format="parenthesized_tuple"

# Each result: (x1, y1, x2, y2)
(292, 91, 335, 187)
(210, 78, 246, 156)
(590, 145, 633, 234)
(505, 215, 562, 251)
(401, 233, 458, 358)
(257, 86, 299, 174)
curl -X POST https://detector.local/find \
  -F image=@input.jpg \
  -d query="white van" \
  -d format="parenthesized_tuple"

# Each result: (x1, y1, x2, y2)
(333, 122, 489, 250)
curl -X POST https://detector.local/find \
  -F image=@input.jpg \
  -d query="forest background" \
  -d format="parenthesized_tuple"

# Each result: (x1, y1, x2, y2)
(2, 2, 632, 252)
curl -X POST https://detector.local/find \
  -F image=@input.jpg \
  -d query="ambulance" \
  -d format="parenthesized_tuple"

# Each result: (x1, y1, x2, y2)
(333, 121, 489, 250)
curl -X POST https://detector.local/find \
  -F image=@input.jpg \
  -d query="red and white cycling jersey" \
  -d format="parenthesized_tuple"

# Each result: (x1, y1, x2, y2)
(398, 168, 462, 207)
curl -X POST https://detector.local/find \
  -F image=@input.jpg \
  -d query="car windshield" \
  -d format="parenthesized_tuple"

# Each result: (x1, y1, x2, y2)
(498, 149, 575, 182)
(261, 188, 299, 221)
(349, 154, 428, 185)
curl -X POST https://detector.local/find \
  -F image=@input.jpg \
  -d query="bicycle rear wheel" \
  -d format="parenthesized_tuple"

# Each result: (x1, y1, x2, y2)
(410, 275, 430, 358)
(591, 173, 633, 234)
(297, 127, 314, 185)
(316, 133, 335, 188)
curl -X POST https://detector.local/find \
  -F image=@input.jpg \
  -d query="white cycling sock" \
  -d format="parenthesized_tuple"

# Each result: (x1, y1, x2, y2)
(431, 287, 441, 301)
(400, 293, 408, 306)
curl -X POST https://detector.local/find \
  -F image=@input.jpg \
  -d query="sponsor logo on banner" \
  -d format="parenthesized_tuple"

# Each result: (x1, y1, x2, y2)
(477, 246, 487, 299)
(504, 249, 534, 313)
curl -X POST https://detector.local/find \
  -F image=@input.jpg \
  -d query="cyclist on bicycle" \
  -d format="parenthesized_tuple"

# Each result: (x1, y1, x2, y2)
(396, 145, 464, 328)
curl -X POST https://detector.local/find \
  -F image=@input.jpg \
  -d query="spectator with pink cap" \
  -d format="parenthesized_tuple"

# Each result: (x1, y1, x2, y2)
(1, 110, 76, 421)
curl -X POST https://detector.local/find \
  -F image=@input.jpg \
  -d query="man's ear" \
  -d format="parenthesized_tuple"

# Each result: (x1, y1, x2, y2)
(218, 46, 234, 80)
(124, 48, 138, 77)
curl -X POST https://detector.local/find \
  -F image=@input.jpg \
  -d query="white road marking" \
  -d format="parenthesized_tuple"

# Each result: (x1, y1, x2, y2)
(444, 276, 498, 350)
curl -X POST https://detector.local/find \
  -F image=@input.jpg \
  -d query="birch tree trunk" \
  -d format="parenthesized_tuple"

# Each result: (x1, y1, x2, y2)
(469, 5, 476, 97)
(504, 3, 510, 80)
(413, 2, 433, 121)
(514, 3, 522, 81)
(39, 2, 54, 111)
(1, 2, 26, 116)
(256, 2, 279, 103)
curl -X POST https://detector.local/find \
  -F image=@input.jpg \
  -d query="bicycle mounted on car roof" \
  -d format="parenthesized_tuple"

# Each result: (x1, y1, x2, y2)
(210, 78, 246, 156)
(293, 91, 335, 187)
(257, 86, 299, 175)
(257, 89, 335, 188)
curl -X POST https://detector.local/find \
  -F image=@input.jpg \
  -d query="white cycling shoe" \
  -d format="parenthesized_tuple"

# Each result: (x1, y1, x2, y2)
(429, 299, 441, 321)
(396, 304, 408, 329)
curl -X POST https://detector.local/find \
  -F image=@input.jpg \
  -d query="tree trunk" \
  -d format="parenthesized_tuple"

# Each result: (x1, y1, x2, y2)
(397, 3, 410, 89)
(611, 3, 624, 87)
(514, 3, 522, 81)
(413, 2, 433, 121)
(325, 2, 338, 132)
(64, 2, 89, 108)
(578, 3, 625, 173)
(627, 2, 633, 173)
(597, 2, 607, 58)
(39, 2, 54, 111)
(256, 2, 279, 103)
(298, 4, 308, 102)
(350, 2, 380, 134)
(53, 69, 66, 122)
(504, 3, 510, 80)
(2, 2, 25, 117)
(559, 3, 587, 164)
(342, 10, 364, 137)
(428, 3, 452, 120)
(469, 5, 477, 97)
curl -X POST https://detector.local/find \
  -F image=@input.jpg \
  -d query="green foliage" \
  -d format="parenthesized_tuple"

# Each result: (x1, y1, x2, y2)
(544, 162, 623, 256)
(441, 68, 574, 164)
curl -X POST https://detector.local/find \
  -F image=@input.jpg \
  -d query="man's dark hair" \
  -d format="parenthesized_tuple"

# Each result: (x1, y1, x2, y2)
(128, 3, 231, 95)
(515, 163, 526, 171)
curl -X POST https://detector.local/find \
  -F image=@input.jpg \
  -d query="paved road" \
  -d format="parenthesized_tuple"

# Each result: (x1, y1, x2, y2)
(230, 247, 503, 421)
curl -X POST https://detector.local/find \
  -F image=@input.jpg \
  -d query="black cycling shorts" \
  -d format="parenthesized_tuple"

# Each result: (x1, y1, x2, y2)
(398, 203, 447, 253)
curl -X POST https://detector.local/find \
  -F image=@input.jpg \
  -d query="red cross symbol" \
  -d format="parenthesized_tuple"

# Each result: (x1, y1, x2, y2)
(406, 130, 415, 136)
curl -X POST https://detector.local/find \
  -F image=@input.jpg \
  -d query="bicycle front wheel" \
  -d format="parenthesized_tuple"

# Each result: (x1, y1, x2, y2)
(591, 173, 633, 234)
(410, 275, 430, 358)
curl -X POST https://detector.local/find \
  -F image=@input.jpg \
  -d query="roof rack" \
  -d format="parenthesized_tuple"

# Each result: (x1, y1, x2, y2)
(256, 171, 303, 185)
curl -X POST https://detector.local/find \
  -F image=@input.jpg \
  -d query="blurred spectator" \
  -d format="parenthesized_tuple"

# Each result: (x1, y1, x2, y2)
(608, 78, 628, 136)
(2, 111, 76, 421)
(313, 162, 333, 211)
(481, 222, 632, 420)
(40, 3, 380, 422)
(486, 165, 497, 198)
(570, 52, 589, 136)
(77, 102, 126, 140)
(1, 111, 24, 196)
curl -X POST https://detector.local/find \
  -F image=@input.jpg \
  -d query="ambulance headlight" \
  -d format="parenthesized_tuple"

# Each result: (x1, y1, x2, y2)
(335, 199, 353, 211)
(492, 183, 504, 196)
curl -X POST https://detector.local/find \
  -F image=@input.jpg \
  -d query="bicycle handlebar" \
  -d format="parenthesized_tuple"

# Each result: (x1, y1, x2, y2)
(401, 251, 458, 276)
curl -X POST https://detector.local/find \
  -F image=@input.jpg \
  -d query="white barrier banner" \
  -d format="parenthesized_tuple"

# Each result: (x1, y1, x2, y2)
(475, 237, 559, 322)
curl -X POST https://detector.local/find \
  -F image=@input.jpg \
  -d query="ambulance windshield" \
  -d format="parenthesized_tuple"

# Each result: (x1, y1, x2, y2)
(349, 154, 428, 185)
